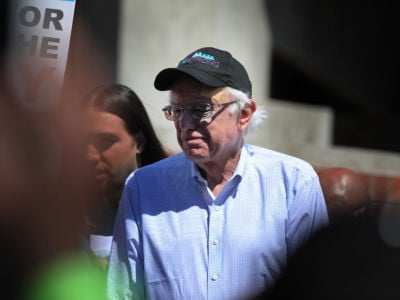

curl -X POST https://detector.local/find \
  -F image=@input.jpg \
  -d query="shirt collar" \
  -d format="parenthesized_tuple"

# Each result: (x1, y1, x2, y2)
(190, 144, 250, 183)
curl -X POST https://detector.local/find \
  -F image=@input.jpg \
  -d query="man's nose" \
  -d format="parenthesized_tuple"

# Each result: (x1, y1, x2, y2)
(178, 109, 197, 130)
(87, 144, 100, 161)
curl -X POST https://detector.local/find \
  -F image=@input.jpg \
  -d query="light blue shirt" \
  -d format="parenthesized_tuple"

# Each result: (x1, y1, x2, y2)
(107, 144, 329, 300)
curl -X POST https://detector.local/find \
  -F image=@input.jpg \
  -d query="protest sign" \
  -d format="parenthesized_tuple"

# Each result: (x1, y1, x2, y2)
(8, 0, 76, 109)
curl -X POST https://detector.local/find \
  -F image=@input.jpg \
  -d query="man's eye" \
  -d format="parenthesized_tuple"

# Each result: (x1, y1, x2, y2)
(192, 108, 207, 114)
(171, 108, 182, 114)
(192, 104, 212, 112)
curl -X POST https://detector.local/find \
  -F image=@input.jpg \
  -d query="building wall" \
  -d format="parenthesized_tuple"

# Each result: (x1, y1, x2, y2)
(117, 0, 400, 178)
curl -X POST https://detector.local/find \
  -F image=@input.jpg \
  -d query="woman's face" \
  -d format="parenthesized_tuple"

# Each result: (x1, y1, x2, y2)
(86, 108, 141, 196)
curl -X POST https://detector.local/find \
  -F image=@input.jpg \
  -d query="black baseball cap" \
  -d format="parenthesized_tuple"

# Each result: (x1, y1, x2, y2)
(154, 47, 252, 97)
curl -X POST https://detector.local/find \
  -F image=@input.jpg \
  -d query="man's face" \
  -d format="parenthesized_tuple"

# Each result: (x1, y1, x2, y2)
(86, 109, 141, 195)
(170, 76, 244, 164)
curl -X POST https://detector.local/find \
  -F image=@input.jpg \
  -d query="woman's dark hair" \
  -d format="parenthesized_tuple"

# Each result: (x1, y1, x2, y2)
(86, 83, 167, 166)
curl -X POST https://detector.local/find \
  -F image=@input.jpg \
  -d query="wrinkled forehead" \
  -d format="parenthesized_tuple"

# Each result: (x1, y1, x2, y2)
(170, 75, 230, 104)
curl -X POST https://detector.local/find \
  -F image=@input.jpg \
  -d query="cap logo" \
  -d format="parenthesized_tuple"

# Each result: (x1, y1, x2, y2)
(179, 51, 220, 68)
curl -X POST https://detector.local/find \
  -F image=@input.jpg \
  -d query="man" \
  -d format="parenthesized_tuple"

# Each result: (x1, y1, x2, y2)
(107, 47, 329, 300)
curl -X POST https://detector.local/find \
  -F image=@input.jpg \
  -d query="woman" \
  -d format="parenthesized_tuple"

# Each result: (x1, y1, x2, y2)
(85, 84, 167, 266)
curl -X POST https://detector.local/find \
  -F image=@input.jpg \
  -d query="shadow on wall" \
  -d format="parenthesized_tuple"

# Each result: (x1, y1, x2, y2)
(265, 0, 400, 153)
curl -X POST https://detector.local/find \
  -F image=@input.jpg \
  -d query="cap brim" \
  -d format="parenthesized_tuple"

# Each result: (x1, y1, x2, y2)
(154, 68, 184, 91)
(154, 66, 227, 91)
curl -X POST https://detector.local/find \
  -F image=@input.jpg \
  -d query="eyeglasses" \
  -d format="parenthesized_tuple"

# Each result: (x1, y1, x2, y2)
(162, 100, 238, 121)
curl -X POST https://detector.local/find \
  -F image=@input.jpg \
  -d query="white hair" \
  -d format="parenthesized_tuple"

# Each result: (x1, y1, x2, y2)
(223, 87, 267, 135)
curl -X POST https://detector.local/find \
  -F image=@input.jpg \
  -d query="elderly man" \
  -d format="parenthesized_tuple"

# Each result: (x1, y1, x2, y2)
(107, 47, 329, 300)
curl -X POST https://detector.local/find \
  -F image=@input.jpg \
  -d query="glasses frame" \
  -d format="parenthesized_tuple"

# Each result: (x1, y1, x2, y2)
(162, 100, 239, 121)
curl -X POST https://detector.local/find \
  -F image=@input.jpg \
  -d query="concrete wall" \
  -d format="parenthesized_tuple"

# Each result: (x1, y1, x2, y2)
(118, 0, 400, 177)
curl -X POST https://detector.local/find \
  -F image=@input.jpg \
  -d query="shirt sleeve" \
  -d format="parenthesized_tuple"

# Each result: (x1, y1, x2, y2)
(107, 181, 146, 300)
(285, 173, 329, 257)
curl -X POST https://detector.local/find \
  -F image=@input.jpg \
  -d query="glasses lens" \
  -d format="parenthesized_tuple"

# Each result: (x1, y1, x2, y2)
(162, 106, 175, 121)
(170, 106, 184, 120)
(163, 103, 215, 121)
(189, 103, 213, 119)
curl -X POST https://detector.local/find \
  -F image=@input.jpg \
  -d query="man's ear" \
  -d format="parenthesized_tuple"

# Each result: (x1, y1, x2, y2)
(238, 100, 256, 132)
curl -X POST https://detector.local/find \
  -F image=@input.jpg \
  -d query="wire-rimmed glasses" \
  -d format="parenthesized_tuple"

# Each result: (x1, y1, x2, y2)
(162, 100, 238, 121)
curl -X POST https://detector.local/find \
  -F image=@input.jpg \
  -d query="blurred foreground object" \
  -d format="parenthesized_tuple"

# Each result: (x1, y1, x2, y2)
(1, 0, 110, 298)
(258, 209, 400, 300)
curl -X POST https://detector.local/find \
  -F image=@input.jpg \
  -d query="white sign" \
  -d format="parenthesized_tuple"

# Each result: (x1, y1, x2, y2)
(8, 0, 76, 110)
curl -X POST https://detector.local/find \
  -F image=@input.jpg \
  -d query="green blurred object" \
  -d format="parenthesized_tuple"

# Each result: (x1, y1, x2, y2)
(26, 253, 107, 300)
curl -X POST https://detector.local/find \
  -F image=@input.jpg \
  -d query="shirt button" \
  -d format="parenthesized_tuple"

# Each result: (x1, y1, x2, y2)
(212, 274, 218, 281)
(215, 207, 220, 212)
(213, 240, 218, 245)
